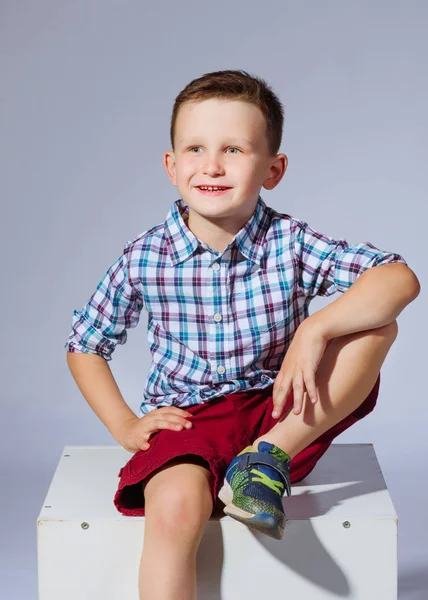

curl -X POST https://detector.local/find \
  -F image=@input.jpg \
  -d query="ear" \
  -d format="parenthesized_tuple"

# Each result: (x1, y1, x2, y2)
(263, 154, 288, 191)
(163, 150, 177, 184)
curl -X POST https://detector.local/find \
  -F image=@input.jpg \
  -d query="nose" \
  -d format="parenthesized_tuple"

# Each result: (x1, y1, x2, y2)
(202, 153, 225, 176)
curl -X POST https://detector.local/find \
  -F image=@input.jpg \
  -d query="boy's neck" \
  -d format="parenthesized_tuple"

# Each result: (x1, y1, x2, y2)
(186, 208, 248, 254)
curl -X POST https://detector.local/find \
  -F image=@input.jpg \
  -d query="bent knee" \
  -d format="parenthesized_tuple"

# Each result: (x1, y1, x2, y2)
(381, 319, 398, 339)
(143, 460, 214, 532)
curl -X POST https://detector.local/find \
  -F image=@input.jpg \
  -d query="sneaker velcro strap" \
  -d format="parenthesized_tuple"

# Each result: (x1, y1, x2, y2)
(238, 452, 291, 497)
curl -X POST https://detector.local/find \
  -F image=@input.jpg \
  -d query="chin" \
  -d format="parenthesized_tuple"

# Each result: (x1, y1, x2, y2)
(191, 205, 231, 218)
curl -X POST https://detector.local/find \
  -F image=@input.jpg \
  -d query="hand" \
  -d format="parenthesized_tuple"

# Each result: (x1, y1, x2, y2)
(272, 322, 331, 418)
(116, 407, 194, 453)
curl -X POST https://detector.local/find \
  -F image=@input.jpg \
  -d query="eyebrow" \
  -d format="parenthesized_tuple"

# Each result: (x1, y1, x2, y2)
(179, 138, 254, 148)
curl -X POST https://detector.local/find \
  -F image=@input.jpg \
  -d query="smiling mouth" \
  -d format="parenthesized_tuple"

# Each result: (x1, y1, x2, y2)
(196, 186, 232, 195)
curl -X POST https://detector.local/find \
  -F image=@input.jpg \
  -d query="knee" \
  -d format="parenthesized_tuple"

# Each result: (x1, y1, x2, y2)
(381, 319, 398, 340)
(144, 479, 213, 537)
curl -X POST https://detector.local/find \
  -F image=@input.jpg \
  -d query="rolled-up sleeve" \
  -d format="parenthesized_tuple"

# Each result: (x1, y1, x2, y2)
(64, 241, 144, 361)
(293, 220, 409, 300)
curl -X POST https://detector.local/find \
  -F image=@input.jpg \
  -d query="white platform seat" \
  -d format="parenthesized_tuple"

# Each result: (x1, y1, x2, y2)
(37, 443, 398, 599)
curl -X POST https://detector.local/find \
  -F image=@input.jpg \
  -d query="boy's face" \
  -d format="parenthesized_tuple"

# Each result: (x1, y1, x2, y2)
(163, 99, 287, 227)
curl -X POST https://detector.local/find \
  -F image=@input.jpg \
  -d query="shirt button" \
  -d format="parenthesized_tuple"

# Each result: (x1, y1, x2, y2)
(214, 313, 222, 322)
(217, 365, 225, 375)
(212, 263, 220, 271)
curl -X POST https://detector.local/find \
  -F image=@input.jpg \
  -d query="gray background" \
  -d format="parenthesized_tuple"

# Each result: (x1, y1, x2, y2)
(1, 1, 426, 598)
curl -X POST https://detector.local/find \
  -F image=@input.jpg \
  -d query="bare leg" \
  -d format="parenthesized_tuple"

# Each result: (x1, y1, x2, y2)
(138, 456, 214, 600)
(253, 321, 398, 458)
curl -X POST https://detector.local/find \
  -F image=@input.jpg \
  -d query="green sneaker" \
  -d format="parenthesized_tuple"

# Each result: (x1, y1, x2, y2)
(218, 441, 291, 540)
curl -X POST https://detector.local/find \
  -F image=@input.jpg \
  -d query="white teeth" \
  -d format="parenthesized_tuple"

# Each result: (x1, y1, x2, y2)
(199, 186, 227, 191)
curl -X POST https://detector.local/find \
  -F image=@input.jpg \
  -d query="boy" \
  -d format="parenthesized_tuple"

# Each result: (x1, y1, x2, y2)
(65, 69, 420, 600)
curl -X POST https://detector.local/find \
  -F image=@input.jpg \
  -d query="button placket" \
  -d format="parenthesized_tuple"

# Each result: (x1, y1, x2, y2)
(211, 260, 225, 380)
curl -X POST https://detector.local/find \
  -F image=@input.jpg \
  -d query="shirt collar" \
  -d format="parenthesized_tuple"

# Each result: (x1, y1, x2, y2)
(164, 194, 272, 268)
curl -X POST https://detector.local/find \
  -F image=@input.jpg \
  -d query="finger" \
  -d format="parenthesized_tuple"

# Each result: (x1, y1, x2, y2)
(144, 418, 169, 433)
(140, 432, 151, 451)
(147, 418, 193, 434)
(158, 407, 194, 418)
(272, 374, 292, 418)
(147, 412, 192, 427)
(304, 370, 319, 404)
(293, 373, 305, 415)
(163, 415, 194, 429)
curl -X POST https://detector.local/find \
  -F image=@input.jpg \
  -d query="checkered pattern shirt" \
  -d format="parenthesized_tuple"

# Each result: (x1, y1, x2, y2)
(65, 195, 408, 416)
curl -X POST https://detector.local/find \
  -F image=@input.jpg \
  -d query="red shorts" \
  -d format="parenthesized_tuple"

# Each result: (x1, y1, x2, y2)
(114, 374, 380, 517)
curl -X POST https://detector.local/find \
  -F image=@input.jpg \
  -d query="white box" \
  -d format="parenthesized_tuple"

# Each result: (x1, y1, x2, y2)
(37, 443, 398, 599)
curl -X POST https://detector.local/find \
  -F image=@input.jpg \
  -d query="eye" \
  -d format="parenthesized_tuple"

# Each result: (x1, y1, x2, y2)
(188, 146, 242, 153)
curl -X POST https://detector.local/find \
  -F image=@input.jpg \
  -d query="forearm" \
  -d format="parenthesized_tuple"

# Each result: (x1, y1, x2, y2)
(66, 351, 138, 440)
(304, 263, 420, 340)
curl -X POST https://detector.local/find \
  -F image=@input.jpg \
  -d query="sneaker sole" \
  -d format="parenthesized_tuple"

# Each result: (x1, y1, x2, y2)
(218, 480, 284, 540)
(218, 479, 233, 506)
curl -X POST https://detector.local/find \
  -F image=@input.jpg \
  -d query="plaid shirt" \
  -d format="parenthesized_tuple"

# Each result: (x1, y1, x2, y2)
(65, 195, 408, 416)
